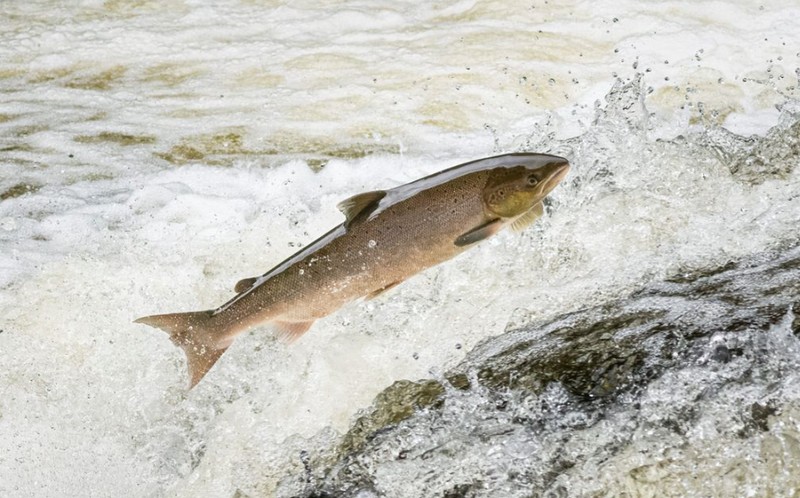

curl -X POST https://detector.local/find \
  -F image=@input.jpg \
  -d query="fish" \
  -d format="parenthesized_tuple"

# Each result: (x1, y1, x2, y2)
(135, 153, 570, 388)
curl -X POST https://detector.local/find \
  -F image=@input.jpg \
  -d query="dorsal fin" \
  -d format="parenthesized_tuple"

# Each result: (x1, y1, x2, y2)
(234, 277, 257, 293)
(336, 190, 386, 227)
(511, 202, 544, 232)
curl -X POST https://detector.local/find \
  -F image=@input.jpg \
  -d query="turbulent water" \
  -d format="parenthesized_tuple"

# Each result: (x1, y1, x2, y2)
(288, 242, 800, 497)
(1, 1, 799, 497)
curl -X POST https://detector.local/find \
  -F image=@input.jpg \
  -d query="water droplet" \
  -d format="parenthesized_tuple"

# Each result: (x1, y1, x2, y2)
(0, 217, 17, 231)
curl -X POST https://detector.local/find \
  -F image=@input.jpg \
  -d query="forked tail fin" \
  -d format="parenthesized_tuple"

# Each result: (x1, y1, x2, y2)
(134, 310, 227, 388)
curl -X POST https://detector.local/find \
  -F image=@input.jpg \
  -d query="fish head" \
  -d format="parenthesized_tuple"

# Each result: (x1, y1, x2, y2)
(483, 155, 570, 218)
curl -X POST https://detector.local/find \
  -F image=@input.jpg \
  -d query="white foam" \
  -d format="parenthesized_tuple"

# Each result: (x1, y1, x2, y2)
(1, 1, 799, 496)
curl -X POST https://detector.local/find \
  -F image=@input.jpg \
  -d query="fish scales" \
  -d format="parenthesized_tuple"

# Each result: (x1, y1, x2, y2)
(219, 169, 490, 328)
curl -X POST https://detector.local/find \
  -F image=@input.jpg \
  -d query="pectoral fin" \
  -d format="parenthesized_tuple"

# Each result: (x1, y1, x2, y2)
(234, 277, 257, 293)
(274, 320, 315, 343)
(455, 219, 503, 247)
(511, 202, 544, 232)
(337, 190, 386, 227)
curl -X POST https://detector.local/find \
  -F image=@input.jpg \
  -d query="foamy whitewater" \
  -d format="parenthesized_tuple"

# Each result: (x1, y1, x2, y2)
(1, 1, 799, 497)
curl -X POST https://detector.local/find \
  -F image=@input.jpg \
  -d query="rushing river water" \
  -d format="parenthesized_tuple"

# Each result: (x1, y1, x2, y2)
(1, 1, 799, 497)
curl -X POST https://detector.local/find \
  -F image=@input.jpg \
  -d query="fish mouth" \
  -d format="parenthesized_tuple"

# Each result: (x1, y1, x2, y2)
(540, 160, 570, 194)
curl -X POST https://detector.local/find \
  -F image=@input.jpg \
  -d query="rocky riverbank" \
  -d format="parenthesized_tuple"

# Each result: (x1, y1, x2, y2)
(279, 241, 800, 497)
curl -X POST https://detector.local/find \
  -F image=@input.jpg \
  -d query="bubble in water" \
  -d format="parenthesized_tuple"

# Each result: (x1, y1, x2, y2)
(0, 218, 17, 231)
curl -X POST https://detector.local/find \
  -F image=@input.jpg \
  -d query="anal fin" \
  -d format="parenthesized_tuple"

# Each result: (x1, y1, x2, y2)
(365, 280, 404, 300)
(454, 218, 503, 247)
(274, 320, 315, 343)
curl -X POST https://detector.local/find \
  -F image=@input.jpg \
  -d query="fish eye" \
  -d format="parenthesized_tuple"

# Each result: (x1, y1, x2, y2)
(526, 174, 539, 186)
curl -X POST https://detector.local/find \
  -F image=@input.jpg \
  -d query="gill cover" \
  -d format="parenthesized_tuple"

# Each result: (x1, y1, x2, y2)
(483, 166, 543, 218)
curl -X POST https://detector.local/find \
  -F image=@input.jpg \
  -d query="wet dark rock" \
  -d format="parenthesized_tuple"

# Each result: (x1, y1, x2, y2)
(337, 379, 445, 458)
(793, 306, 800, 336)
(471, 308, 664, 399)
(749, 401, 778, 432)
(282, 242, 800, 497)
(710, 344, 732, 363)
(442, 483, 476, 498)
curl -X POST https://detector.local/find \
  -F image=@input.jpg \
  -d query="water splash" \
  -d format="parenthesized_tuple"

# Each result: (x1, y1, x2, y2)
(264, 80, 800, 497)
(282, 242, 800, 498)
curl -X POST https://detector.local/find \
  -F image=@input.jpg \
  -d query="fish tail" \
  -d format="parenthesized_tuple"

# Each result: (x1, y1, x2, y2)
(134, 310, 227, 388)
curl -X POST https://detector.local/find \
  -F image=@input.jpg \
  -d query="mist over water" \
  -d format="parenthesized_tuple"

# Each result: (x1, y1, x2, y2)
(1, 1, 799, 497)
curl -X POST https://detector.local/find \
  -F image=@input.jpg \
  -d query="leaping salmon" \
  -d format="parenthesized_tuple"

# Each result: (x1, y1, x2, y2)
(135, 153, 570, 388)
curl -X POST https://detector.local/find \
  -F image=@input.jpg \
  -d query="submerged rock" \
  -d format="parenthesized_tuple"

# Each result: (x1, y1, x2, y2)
(278, 241, 800, 497)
